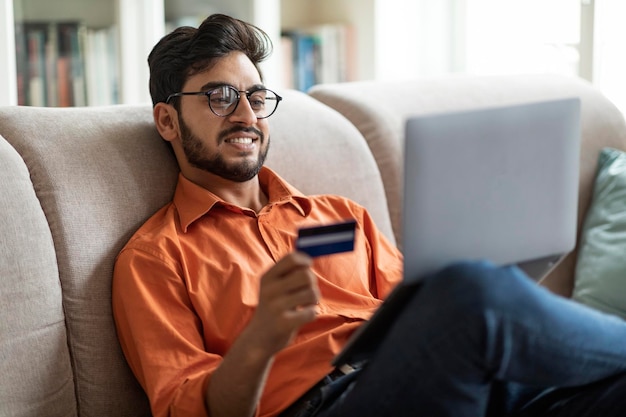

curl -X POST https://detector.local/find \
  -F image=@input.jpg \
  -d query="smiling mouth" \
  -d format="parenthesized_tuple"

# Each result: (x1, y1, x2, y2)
(225, 137, 255, 145)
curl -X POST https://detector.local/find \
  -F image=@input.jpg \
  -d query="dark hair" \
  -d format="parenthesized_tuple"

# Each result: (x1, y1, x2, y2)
(148, 14, 272, 107)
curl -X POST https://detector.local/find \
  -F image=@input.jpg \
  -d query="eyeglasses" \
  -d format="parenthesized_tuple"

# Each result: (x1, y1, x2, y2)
(165, 85, 282, 119)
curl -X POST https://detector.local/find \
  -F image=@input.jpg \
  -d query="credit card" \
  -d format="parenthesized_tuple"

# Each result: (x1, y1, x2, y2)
(296, 219, 357, 257)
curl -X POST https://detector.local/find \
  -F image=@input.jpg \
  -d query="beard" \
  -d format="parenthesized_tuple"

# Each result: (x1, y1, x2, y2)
(179, 116, 269, 183)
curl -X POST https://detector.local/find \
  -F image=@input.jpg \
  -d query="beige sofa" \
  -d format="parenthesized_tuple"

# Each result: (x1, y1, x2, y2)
(1, 74, 624, 416)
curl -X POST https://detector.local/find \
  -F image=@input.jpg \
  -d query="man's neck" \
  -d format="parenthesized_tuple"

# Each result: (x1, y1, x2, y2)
(185, 170, 268, 213)
(216, 180, 268, 213)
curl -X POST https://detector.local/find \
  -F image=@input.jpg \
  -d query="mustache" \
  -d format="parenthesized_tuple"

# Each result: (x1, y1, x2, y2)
(218, 126, 264, 143)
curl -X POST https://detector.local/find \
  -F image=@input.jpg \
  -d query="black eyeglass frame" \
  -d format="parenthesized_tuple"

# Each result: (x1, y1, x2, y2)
(165, 86, 283, 119)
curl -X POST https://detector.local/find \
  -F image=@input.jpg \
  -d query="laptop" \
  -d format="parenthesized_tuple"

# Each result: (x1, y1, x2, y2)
(332, 97, 581, 367)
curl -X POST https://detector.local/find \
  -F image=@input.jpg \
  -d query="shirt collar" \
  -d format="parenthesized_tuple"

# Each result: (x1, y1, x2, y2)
(173, 167, 311, 232)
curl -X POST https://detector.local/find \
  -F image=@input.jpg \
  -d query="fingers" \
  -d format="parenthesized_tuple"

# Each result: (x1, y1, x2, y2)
(248, 253, 320, 354)
(270, 251, 313, 278)
(261, 253, 320, 311)
(258, 252, 321, 318)
(283, 304, 318, 326)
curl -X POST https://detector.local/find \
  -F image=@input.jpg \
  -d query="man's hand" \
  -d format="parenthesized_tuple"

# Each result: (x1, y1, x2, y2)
(207, 252, 320, 417)
(248, 252, 320, 356)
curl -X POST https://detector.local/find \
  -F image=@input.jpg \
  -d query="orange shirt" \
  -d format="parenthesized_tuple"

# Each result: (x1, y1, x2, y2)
(112, 167, 403, 417)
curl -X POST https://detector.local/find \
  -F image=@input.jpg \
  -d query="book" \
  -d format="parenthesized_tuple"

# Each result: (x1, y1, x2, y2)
(280, 35, 294, 89)
(282, 30, 317, 92)
(25, 23, 47, 106)
(52, 22, 87, 107)
(84, 25, 119, 106)
(14, 22, 27, 105)
(45, 23, 59, 107)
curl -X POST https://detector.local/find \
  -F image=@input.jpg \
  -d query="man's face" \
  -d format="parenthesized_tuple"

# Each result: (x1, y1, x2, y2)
(174, 52, 271, 183)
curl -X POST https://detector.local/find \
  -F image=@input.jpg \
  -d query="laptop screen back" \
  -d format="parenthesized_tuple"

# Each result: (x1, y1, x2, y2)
(402, 98, 581, 282)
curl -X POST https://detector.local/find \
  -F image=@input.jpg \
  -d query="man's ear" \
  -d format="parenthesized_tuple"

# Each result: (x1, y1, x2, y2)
(153, 102, 179, 143)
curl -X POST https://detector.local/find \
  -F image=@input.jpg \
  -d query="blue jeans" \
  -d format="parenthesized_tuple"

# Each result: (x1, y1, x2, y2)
(299, 261, 626, 417)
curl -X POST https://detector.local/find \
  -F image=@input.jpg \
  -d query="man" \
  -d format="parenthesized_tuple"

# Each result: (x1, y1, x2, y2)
(113, 14, 626, 417)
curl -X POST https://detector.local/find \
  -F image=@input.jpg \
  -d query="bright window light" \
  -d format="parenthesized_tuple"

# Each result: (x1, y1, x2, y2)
(594, 0, 626, 115)
(464, 0, 580, 76)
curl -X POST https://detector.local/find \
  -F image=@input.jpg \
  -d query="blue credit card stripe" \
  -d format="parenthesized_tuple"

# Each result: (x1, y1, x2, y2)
(297, 231, 355, 248)
(298, 219, 356, 237)
(300, 241, 354, 257)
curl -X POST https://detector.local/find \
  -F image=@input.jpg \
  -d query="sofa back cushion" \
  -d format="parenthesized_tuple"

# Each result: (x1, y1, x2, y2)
(268, 90, 394, 243)
(0, 89, 391, 416)
(310, 74, 626, 296)
(0, 135, 76, 417)
(0, 106, 177, 417)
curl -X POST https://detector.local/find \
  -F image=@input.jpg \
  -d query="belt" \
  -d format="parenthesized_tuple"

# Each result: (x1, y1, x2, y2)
(327, 363, 359, 381)
(279, 363, 363, 417)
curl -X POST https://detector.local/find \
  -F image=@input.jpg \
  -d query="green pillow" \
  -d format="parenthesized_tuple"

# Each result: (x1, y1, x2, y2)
(573, 147, 626, 319)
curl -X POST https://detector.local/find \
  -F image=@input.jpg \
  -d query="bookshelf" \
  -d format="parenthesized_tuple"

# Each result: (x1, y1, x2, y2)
(1, 0, 412, 107)
(2, 0, 164, 107)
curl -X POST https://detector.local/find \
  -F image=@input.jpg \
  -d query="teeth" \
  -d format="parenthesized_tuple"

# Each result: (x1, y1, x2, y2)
(226, 137, 253, 144)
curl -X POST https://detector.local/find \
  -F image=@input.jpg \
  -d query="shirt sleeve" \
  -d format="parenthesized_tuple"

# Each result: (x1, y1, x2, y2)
(360, 208, 404, 299)
(112, 245, 218, 417)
